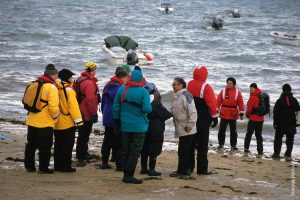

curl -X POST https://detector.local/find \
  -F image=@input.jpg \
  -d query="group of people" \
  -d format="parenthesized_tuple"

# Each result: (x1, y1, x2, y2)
(23, 55, 299, 184)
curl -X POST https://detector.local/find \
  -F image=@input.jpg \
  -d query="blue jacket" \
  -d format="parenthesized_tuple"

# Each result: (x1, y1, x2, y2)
(113, 70, 152, 133)
(101, 77, 124, 127)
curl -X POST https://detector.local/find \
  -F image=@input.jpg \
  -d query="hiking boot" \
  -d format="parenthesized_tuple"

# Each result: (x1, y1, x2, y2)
(271, 154, 280, 160)
(99, 163, 112, 169)
(123, 176, 143, 184)
(140, 168, 149, 174)
(285, 156, 292, 162)
(26, 168, 36, 172)
(257, 152, 263, 156)
(244, 149, 250, 153)
(76, 159, 87, 167)
(231, 146, 238, 151)
(197, 171, 213, 175)
(148, 169, 161, 176)
(38, 169, 54, 174)
(217, 145, 224, 150)
(169, 171, 182, 177)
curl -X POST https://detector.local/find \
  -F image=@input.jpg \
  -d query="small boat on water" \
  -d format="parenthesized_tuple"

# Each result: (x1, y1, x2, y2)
(270, 31, 300, 47)
(202, 15, 224, 30)
(102, 35, 153, 65)
(225, 8, 241, 18)
(158, 3, 174, 13)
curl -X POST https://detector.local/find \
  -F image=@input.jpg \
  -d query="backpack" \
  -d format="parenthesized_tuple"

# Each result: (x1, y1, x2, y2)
(252, 92, 270, 116)
(72, 77, 87, 104)
(22, 80, 48, 113)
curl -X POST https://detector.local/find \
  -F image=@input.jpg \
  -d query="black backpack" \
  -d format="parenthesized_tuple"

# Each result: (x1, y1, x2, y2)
(252, 92, 270, 116)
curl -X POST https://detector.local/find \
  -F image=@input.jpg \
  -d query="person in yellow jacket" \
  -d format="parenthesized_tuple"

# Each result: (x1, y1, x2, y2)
(25, 64, 60, 174)
(54, 69, 83, 173)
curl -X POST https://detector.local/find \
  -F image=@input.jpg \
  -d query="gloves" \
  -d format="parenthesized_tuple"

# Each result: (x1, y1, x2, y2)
(239, 113, 244, 120)
(211, 117, 218, 128)
(91, 114, 98, 123)
(113, 119, 121, 135)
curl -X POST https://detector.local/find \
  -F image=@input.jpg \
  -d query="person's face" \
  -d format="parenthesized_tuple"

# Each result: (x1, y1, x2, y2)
(51, 74, 58, 81)
(172, 80, 183, 92)
(68, 76, 73, 83)
(227, 81, 234, 89)
(121, 76, 128, 83)
(91, 69, 96, 76)
(250, 87, 256, 93)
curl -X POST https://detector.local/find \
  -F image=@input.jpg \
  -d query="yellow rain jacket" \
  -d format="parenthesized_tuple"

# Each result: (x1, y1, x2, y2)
(54, 81, 83, 130)
(26, 81, 60, 128)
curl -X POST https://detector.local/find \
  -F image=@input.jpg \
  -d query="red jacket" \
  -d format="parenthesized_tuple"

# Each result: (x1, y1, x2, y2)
(246, 88, 264, 122)
(217, 86, 244, 120)
(78, 72, 100, 121)
(187, 66, 218, 117)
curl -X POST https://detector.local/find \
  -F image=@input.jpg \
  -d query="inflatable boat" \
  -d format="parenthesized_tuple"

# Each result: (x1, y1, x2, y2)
(102, 36, 153, 65)
(270, 31, 300, 47)
(202, 15, 224, 30)
(158, 3, 173, 13)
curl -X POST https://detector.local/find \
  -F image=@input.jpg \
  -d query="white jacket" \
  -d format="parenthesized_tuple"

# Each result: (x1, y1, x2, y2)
(170, 89, 197, 137)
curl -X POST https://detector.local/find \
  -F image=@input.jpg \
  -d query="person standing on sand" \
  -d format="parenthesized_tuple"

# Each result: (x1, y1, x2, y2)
(54, 69, 83, 173)
(113, 69, 152, 184)
(75, 61, 100, 162)
(272, 84, 300, 160)
(244, 83, 264, 155)
(187, 66, 218, 175)
(169, 77, 197, 178)
(140, 83, 172, 176)
(100, 66, 128, 170)
(217, 77, 244, 150)
(24, 64, 60, 174)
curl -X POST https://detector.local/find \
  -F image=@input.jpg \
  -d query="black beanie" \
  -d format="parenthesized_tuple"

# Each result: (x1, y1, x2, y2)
(226, 77, 236, 85)
(250, 83, 257, 89)
(44, 64, 58, 75)
(58, 69, 75, 82)
(282, 84, 292, 92)
(115, 67, 128, 78)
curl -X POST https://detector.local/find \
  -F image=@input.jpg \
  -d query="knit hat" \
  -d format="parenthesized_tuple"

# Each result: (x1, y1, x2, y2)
(122, 64, 131, 73)
(115, 67, 128, 78)
(85, 61, 97, 71)
(282, 84, 292, 92)
(226, 77, 236, 85)
(58, 69, 75, 82)
(126, 50, 139, 65)
(44, 64, 58, 75)
(250, 83, 257, 89)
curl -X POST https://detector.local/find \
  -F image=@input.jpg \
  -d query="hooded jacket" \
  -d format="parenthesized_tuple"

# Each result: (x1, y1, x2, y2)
(246, 88, 264, 122)
(101, 76, 124, 127)
(77, 72, 100, 121)
(26, 75, 60, 128)
(217, 86, 244, 120)
(170, 88, 197, 137)
(113, 70, 152, 133)
(54, 81, 83, 130)
(187, 66, 218, 128)
(273, 91, 300, 132)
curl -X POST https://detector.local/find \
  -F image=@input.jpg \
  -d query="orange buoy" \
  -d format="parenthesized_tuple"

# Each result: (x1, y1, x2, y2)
(144, 53, 153, 61)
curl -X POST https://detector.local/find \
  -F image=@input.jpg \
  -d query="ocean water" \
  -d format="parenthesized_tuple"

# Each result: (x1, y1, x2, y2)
(0, 0, 300, 157)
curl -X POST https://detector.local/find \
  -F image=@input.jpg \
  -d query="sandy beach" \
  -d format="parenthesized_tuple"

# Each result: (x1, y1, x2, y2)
(0, 120, 299, 200)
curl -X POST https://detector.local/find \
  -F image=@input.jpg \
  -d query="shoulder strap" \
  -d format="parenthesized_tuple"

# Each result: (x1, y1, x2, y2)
(199, 83, 207, 98)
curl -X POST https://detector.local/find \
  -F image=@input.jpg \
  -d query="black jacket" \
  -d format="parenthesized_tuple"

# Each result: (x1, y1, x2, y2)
(273, 91, 300, 132)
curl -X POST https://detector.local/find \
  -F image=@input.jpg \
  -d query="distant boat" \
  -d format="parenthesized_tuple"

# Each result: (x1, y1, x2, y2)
(158, 3, 174, 13)
(225, 8, 241, 18)
(102, 35, 153, 65)
(202, 15, 224, 30)
(270, 31, 300, 47)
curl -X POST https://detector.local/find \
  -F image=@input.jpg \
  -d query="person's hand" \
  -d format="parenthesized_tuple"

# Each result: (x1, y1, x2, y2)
(211, 117, 218, 128)
(113, 119, 121, 135)
(239, 113, 244, 120)
(91, 114, 98, 123)
(185, 126, 192, 132)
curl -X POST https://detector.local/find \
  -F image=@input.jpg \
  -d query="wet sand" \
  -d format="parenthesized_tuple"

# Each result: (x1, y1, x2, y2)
(0, 120, 299, 200)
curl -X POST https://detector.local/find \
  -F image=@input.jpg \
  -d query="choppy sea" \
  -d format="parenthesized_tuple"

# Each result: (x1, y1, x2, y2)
(0, 0, 300, 158)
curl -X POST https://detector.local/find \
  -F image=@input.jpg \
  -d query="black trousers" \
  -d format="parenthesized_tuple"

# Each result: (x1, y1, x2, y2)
(122, 133, 145, 177)
(76, 121, 93, 159)
(101, 127, 122, 168)
(274, 128, 295, 157)
(54, 127, 76, 170)
(194, 126, 210, 174)
(218, 119, 237, 147)
(177, 134, 195, 175)
(141, 154, 157, 170)
(24, 126, 53, 171)
(244, 120, 263, 153)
